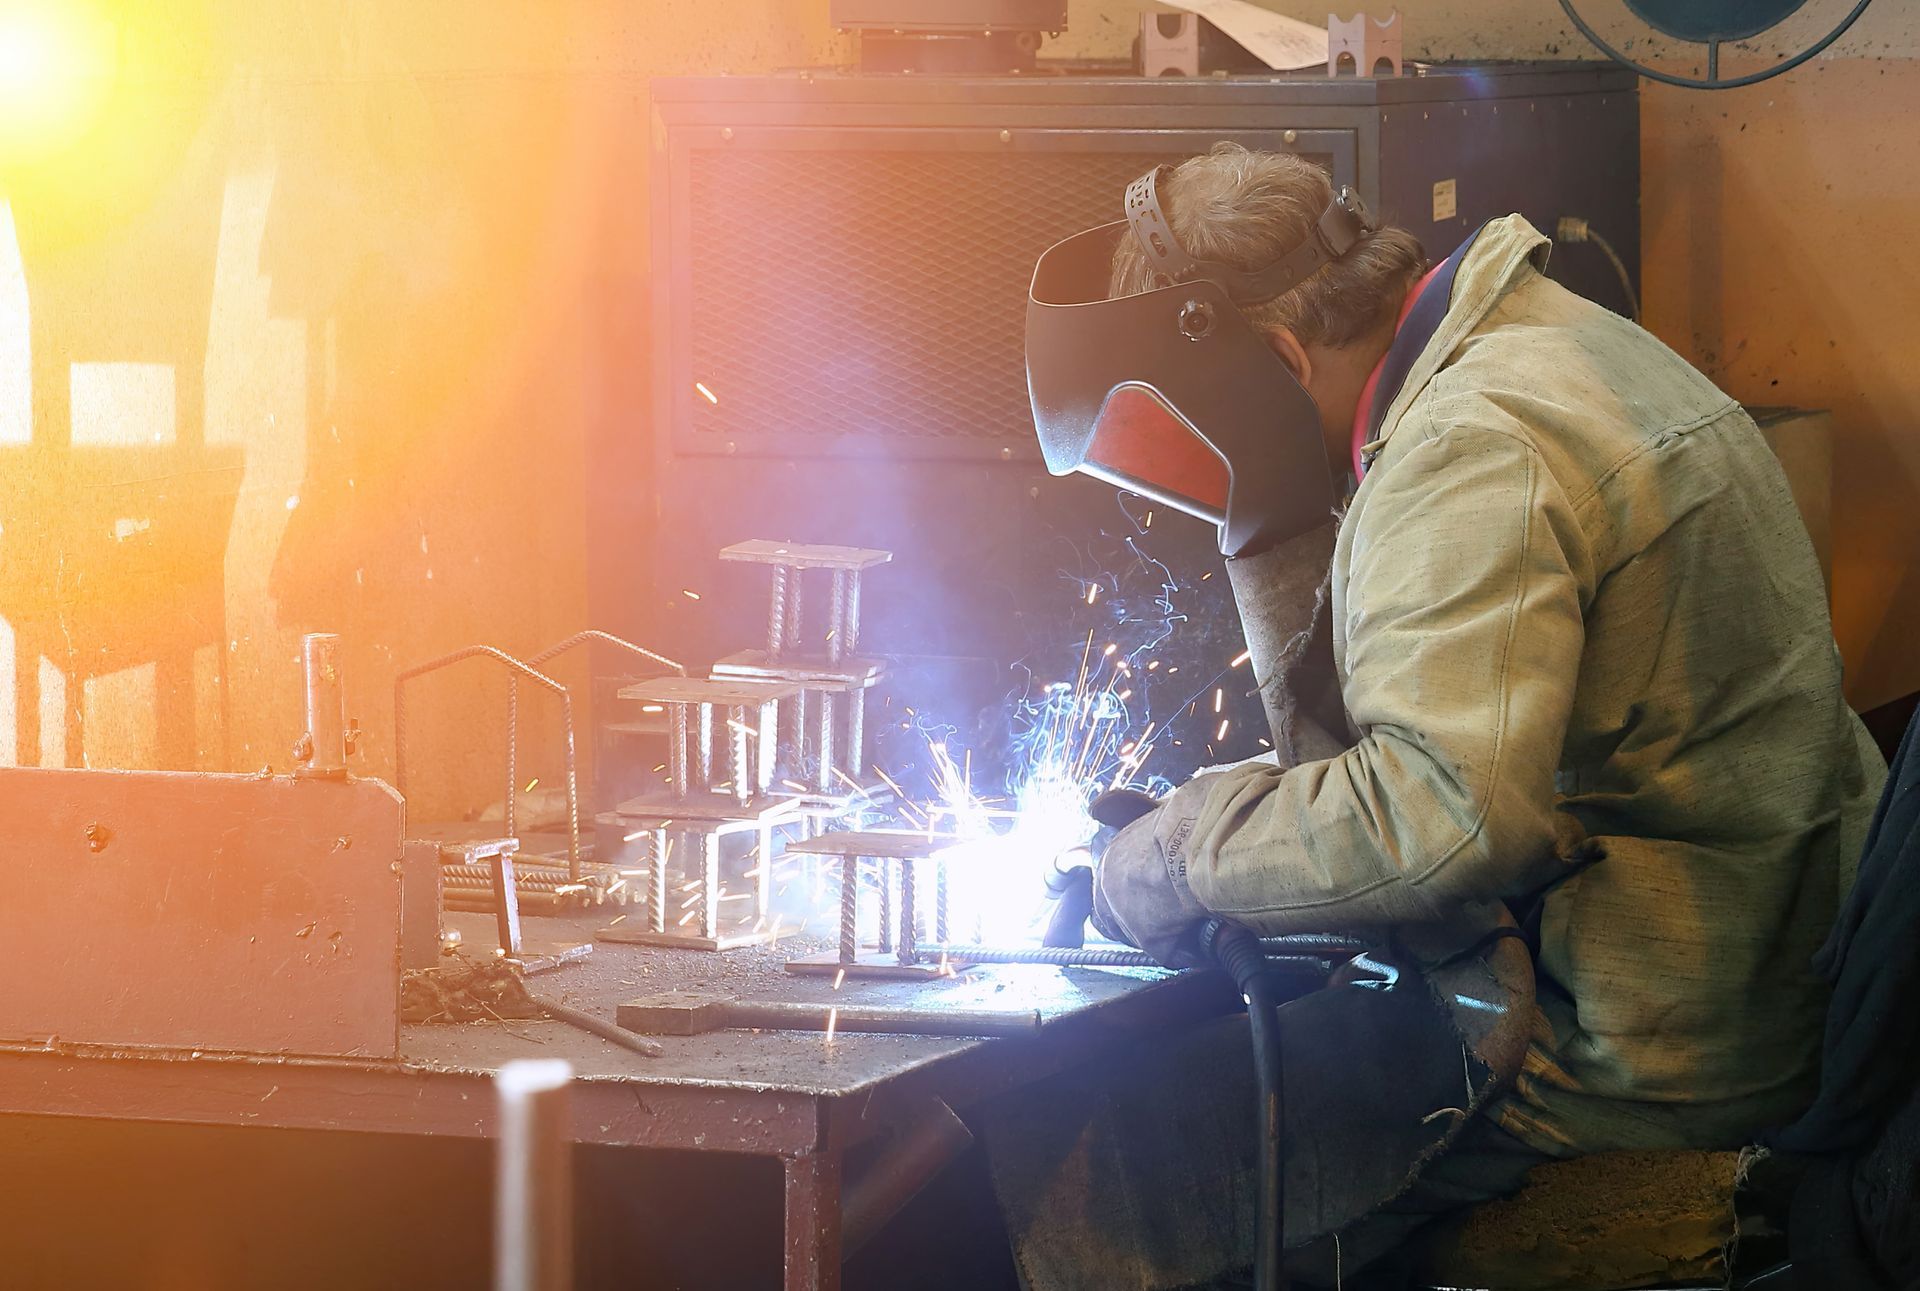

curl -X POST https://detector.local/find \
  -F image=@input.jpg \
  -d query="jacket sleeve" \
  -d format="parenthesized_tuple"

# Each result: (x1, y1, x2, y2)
(1183, 421, 1591, 931)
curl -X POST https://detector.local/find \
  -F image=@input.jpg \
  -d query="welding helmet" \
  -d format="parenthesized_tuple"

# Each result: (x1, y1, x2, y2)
(1026, 166, 1370, 557)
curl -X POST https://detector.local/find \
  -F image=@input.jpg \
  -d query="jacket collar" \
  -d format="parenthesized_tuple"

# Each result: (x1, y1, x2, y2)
(1355, 214, 1554, 474)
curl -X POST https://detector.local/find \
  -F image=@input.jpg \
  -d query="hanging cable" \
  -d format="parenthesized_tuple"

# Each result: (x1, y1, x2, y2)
(1556, 216, 1640, 323)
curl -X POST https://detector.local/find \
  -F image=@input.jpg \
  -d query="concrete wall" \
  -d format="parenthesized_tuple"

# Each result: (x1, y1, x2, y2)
(0, 1, 846, 818)
(1045, 0, 1920, 709)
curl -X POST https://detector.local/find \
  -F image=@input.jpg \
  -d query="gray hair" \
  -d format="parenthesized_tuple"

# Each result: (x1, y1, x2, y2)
(1109, 143, 1428, 348)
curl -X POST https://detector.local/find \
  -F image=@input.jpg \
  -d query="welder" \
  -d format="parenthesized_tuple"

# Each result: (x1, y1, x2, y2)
(1017, 144, 1887, 1287)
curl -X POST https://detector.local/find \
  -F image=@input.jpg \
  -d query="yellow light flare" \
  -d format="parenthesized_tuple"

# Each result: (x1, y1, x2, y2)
(0, 2, 115, 165)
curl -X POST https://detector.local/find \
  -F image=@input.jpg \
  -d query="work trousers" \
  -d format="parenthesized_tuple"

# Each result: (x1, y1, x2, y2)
(978, 1009, 1554, 1291)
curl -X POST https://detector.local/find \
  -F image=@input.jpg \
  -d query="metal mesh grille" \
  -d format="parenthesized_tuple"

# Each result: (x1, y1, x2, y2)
(685, 147, 1179, 447)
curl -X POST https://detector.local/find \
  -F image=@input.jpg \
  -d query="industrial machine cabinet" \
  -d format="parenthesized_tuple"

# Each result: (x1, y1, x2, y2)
(632, 65, 1639, 784)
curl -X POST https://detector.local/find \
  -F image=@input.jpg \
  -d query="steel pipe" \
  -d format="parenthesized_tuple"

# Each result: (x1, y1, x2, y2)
(298, 633, 348, 778)
(494, 1059, 574, 1291)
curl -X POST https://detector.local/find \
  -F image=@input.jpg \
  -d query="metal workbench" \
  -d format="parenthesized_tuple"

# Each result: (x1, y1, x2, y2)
(0, 910, 1239, 1290)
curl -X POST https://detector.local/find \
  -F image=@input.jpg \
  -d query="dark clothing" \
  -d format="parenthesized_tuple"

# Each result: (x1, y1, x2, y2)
(1773, 709, 1920, 1289)
(1774, 710, 1920, 1156)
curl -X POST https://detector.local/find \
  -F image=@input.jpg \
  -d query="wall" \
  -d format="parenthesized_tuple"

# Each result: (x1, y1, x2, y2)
(1042, 0, 1920, 710)
(0, 0, 846, 818)
(3, 0, 1913, 829)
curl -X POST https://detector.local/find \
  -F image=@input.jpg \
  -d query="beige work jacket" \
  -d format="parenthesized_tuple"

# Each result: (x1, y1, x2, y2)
(1185, 215, 1885, 1155)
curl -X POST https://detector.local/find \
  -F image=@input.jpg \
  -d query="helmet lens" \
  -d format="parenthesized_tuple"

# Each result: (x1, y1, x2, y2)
(1082, 383, 1230, 525)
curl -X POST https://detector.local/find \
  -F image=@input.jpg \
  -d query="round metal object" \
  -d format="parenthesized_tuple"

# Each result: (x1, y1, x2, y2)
(1177, 299, 1216, 341)
(1621, 0, 1807, 42)
(1560, 0, 1875, 90)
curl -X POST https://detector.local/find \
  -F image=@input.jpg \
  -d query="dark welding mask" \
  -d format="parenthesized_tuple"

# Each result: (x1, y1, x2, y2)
(1026, 166, 1372, 557)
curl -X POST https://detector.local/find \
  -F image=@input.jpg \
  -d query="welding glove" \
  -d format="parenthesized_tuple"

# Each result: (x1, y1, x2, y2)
(1088, 775, 1219, 967)
(1044, 789, 1159, 947)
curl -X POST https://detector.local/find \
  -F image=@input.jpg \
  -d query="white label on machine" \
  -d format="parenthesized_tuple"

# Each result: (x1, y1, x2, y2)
(1432, 178, 1458, 222)
(1155, 0, 1327, 70)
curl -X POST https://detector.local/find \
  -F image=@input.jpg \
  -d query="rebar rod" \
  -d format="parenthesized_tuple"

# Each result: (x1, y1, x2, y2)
(696, 703, 715, 791)
(816, 691, 836, 793)
(730, 704, 750, 805)
(844, 571, 862, 655)
(651, 829, 669, 934)
(394, 644, 580, 878)
(846, 689, 866, 786)
(700, 832, 720, 942)
(767, 566, 789, 656)
(897, 859, 916, 967)
(783, 571, 803, 655)
(914, 940, 1363, 969)
(828, 570, 848, 664)
(669, 703, 690, 801)
(838, 857, 859, 964)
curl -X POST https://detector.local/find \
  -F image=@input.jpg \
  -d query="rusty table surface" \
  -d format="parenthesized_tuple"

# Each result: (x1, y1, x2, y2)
(0, 909, 1238, 1160)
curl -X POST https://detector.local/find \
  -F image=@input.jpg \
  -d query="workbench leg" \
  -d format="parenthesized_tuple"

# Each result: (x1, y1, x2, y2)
(782, 1150, 842, 1291)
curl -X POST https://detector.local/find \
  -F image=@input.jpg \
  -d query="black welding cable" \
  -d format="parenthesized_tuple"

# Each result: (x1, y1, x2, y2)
(1202, 919, 1287, 1291)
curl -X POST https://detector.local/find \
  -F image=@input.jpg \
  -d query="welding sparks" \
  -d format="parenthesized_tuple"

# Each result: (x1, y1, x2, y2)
(694, 381, 719, 404)
(1085, 584, 1098, 605)
(832, 968, 846, 991)
(681, 589, 701, 600)
(524, 777, 539, 793)
(1213, 688, 1223, 714)
(1216, 718, 1230, 742)
(1230, 648, 1252, 668)
(824, 1008, 840, 1042)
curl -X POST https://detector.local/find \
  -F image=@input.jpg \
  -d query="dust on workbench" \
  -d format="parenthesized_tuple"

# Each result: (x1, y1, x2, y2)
(404, 911, 1197, 1092)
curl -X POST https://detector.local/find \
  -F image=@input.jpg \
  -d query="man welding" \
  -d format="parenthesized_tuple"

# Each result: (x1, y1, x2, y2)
(1019, 144, 1886, 1286)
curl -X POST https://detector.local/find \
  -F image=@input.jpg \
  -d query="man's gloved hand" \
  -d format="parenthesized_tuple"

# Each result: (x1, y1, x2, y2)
(1087, 777, 1218, 967)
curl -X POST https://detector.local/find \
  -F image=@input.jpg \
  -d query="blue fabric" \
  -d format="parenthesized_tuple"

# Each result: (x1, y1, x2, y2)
(1361, 224, 1485, 448)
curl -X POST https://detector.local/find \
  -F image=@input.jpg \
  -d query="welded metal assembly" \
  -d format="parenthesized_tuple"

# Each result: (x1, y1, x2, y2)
(598, 675, 809, 951)
(395, 644, 585, 879)
(711, 540, 893, 793)
(435, 836, 592, 973)
(783, 830, 969, 979)
(395, 631, 684, 889)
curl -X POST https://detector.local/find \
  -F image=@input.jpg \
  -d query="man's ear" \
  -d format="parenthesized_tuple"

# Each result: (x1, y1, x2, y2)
(1266, 327, 1313, 387)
